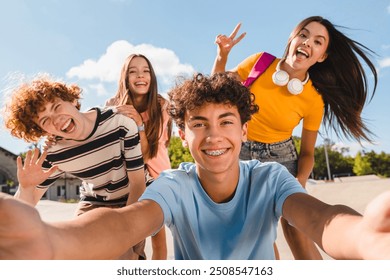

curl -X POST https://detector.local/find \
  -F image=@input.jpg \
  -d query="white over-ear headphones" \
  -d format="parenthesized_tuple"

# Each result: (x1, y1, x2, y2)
(272, 59, 309, 95)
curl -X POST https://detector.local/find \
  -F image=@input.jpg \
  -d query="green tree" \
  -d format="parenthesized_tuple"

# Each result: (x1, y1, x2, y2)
(312, 143, 354, 180)
(168, 136, 194, 168)
(356, 150, 390, 177)
(353, 151, 373, 176)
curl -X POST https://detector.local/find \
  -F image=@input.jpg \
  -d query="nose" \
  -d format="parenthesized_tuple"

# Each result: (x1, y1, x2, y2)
(302, 38, 310, 46)
(52, 115, 64, 128)
(205, 126, 223, 143)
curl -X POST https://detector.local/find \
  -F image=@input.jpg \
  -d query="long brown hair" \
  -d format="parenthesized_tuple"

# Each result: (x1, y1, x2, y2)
(284, 16, 378, 143)
(112, 54, 169, 158)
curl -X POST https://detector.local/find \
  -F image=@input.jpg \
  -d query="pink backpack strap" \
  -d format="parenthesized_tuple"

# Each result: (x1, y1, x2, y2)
(242, 52, 276, 87)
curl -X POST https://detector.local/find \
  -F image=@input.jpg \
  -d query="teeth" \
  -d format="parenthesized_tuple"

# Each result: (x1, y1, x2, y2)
(61, 119, 72, 132)
(135, 82, 146, 86)
(297, 48, 309, 57)
(205, 149, 226, 156)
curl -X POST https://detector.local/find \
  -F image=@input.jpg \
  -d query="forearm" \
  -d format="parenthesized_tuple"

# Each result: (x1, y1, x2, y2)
(151, 227, 168, 260)
(296, 153, 314, 187)
(283, 193, 362, 259)
(138, 130, 150, 161)
(50, 203, 156, 259)
(320, 205, 363, 259)
(211, 55, 228, 74)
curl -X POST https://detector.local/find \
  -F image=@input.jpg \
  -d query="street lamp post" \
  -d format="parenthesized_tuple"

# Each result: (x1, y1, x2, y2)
(324, 138, 332, 181)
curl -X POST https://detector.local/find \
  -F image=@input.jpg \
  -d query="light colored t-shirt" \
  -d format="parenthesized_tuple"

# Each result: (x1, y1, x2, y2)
(140, 160, 306, 260)
(237, 52, 325, 143)
(40, 108, 144, 205)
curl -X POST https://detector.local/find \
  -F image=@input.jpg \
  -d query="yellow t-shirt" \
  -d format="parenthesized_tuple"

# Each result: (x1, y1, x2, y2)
(237, 52, 325, 143)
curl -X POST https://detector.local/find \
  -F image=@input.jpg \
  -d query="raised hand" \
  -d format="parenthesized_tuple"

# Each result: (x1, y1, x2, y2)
(17, 148, 58, 190)
(215, 23, 247, 57)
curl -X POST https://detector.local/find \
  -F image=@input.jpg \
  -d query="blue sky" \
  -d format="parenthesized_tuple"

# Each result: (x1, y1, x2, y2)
(1, 0, 389, 156)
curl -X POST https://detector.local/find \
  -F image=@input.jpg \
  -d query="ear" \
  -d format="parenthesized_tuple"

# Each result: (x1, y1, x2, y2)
(242, 122, 248, 142)
(178, 129, 188, 147)
(317, 52, 328, 63)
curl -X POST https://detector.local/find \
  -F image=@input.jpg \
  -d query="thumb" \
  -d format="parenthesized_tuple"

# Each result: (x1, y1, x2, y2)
(45, 165, 59, 177)
(363, 191, 390, 232)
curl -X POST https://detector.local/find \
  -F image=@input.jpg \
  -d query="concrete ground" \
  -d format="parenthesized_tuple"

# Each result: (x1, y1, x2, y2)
(36, 175, 390, 260)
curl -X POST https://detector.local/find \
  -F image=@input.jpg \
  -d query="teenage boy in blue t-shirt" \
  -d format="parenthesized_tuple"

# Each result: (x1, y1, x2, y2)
(1, 72, 390, 260)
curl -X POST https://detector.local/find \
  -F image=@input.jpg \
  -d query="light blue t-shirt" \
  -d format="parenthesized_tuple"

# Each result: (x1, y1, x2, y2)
(140, 160, 306, 260)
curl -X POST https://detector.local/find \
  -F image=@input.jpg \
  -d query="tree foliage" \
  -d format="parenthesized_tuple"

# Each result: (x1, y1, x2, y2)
(168, 136, 194, 168)
(293, 137, 390, 179)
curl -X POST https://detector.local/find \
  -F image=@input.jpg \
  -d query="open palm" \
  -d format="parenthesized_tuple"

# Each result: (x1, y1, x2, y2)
(17, 148, 58, 189)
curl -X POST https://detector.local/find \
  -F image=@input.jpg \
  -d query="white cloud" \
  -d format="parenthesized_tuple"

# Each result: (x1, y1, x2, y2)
(332, 141, 378, 156)
(382, 44, 390, 50)
(88, 83, 110, 97)
(66, 40, 195, 88)
(378, 57, 390, 69)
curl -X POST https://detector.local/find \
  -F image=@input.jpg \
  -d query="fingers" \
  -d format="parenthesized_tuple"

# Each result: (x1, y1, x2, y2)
(21, 148, 48, 168)
(46, 165, 59, 177)
(229, 22, 242, 39)
(215, 23, 246, 47)
(37, 150, 48, 166)
(16, 156, 23, 170)
(23, 149, 33, 167)
(31, 148, 40, 163)
(233, 31, 246, 45)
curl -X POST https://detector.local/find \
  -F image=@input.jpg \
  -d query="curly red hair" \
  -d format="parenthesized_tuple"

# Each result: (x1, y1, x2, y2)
(3, 76, 82, 142)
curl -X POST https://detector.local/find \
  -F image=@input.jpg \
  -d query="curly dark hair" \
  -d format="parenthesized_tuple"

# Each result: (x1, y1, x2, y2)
(168, 72, 259, 130)
(3, 76, 82, 142)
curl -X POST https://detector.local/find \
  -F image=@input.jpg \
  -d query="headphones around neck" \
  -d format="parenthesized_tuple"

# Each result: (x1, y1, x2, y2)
(272, 59, 309, 95)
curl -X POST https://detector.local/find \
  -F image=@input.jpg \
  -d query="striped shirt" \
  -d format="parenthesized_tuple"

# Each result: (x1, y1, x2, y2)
(39, 107, 144, 205)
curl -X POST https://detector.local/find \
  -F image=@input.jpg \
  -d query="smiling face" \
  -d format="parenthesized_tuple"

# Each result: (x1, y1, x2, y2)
(35, 98, 91, 140)
(178, 102, 247, 179)
(127, 56, 151, 98)
(286, 21, 329, 71)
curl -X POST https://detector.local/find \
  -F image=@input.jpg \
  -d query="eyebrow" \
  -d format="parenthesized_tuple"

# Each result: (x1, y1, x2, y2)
(129, 66, 150, 69)
(301, 27, 327, 41)
(188, 112, 237, 122)
(38, 102, 56, 125)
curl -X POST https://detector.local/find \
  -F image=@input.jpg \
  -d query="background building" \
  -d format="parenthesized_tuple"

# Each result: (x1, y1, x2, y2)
(0, 146, 81, 201)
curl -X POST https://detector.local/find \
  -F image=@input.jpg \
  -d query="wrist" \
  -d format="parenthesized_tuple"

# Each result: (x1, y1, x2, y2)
(137, 122, 145, 132)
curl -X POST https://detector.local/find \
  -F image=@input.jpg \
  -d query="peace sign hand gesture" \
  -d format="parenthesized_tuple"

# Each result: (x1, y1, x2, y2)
(215, 23, 246, 57)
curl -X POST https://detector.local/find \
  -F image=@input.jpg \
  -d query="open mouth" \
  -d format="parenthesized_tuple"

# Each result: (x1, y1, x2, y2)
(61, 119, 75, 133)
(296, 48, 309, 58)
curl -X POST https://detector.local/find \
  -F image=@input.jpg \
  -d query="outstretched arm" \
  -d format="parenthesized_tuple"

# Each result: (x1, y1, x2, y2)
(0, 193, 163, 260)
(211, 22, 246, 75)
(283, 191, 390, 259)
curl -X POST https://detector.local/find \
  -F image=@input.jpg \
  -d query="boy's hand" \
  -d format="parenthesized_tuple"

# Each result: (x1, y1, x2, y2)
(358, 191, 390, 259)
(17, 148, 58, 189)
(0, 193, 53, 259)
